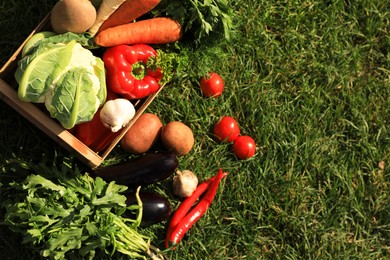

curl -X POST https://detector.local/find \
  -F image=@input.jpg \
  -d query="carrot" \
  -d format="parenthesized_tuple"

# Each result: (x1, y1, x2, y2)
(97, 0, 161, 33)
(95, 17, 183, 47)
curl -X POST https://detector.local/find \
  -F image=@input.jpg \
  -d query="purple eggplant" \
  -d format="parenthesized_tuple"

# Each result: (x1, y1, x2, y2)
(125, 191, 172, 226)
(92, 152, 178, 189)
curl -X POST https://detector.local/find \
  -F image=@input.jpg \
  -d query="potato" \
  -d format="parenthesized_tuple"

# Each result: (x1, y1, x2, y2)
(161, 121, 194, 156)
(51, 0, 97, 34)
(120, 113, 163, 154)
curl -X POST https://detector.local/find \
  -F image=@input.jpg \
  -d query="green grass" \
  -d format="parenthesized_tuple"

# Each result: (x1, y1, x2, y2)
(1, 0, 389, 259)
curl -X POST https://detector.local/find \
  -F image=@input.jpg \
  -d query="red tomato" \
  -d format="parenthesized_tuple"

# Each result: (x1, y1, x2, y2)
(232, 136, 256, 159)
(200, 73, 224, 97)
(213, 116, 240, 142)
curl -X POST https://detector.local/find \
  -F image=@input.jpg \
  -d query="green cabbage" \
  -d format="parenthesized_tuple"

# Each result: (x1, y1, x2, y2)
(15, 36, 106, 129)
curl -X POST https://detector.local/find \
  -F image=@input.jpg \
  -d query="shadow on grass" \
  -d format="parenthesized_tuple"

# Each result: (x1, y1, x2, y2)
(0, 102, 79, 259)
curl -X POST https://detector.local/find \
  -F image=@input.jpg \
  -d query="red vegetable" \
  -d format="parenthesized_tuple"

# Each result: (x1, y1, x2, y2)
(165, 169, 228, 248)
(165, 175, 216, 248)
(199, 72, 224, 97)
(232, 135, 256, 159)
(102, 44, 163, 99)
(213, 116, 240, 143)
(73, 91, 119, 152)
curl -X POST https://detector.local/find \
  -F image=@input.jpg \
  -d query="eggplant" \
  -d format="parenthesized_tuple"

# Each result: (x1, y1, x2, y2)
(93, 152, 178, 188)
(125, 191, 172, 226)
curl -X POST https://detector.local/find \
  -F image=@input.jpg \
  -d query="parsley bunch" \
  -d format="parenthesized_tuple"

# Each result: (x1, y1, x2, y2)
(152, 0, 234, 44)
(1, 159, 162, 259)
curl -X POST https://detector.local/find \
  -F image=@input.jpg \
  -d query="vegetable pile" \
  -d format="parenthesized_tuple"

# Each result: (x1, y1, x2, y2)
(13, 0, 236, 152)
(2, 0, 257, 258)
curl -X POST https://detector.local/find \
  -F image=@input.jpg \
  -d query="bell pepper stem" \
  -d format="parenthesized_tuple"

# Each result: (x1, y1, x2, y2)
(131, 62, 147, 80)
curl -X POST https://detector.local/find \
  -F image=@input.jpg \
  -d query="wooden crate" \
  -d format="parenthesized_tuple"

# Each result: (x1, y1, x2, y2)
(0, 14, 163, 169)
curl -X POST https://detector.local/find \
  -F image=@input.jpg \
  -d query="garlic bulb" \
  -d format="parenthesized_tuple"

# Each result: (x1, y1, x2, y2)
(172, 170, 198, 198)
(100, 98, 135, 132)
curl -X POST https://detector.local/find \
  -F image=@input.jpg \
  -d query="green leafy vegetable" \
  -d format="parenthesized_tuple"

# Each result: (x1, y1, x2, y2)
(17, 41, 75, 103)
(152, 0, 234, 44)
(21, 31, 99, 58)
(15, 34, 106, 129)
(1, 159, 161, 259)
(48, 64, 105, 129)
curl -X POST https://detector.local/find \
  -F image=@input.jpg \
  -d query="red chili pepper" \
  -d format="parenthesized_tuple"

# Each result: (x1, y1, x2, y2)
(73, 91, 119, 153)
(102, 44, 163, 100)
(166, 168, 228, 248)
(165, 175, 216, 248)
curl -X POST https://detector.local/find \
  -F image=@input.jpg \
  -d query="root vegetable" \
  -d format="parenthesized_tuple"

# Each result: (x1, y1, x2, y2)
(172, 170, 198, 198)
(120, 113, 163, 154)
(88, 0, 127, 36)
(95, 17, 182, 47)
(97, 0, 161, 33)
(50, 0, 97, 34)
(160, 121, 194, 156)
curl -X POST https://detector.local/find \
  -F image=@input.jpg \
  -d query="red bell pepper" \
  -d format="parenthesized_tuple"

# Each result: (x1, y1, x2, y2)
(102, 44, 163, 100)
(73, 91, 120, 153)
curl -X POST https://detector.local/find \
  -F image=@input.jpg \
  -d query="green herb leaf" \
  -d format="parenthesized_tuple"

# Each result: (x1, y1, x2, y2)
(152, 0, 234, 44)
(1, 159, 156, 259)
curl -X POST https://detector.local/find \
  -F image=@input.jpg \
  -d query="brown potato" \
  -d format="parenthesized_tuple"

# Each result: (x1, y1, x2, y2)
(161, 121, 194, 156)
(120, 113, 163, 154)
(51, 0, 97, 34)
